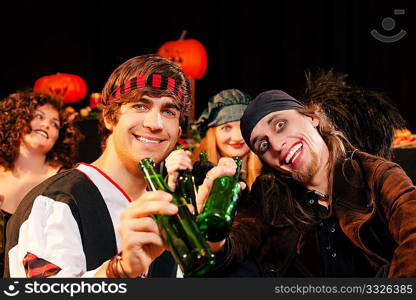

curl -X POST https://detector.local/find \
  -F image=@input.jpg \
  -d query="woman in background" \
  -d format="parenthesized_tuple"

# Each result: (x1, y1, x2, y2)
(165, 89, 261, 191)
(0, 91, 82, 276)
(0, 90, 82, 215)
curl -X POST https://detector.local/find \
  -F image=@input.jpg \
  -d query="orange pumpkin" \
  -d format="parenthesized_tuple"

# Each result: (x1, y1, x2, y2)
(34, 73, 87, 103)
(89, 92, 102, 109)
(157, 38, 208, 80)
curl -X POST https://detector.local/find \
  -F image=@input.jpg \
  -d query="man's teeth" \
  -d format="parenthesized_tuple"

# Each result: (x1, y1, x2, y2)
(137, 136, 160, 144)
(285, 143, 302, 164)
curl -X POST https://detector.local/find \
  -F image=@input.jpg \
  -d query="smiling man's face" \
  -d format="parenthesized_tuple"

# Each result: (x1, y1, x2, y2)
(105, 95, 182, 171)
(250, 109, 328, 185)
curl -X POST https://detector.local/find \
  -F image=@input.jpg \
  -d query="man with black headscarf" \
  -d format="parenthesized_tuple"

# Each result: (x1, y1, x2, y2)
(214, 89, 416, 277)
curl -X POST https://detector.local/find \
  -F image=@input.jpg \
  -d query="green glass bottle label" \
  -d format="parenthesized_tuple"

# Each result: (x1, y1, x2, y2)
(139, 158, 215, 276)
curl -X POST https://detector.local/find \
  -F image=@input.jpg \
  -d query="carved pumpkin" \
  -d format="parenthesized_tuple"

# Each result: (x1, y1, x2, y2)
(157, 38, 208, 80)
(33, 73, 87, 103)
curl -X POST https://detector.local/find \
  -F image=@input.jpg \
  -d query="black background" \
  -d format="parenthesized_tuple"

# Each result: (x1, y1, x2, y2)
(1, 0, 415, 132)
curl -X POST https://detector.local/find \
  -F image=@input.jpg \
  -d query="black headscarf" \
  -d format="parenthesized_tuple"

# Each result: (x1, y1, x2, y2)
(240, 90, 304, 149)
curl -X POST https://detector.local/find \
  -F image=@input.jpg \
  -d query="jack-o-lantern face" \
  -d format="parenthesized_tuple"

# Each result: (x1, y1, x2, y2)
(157, 39, 208, 80)
(34, 73, 87, 104)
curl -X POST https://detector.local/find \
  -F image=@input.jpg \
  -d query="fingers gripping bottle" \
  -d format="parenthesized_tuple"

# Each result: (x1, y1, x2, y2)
(196, 157, 242, 242)
(139, 158, 215, 276)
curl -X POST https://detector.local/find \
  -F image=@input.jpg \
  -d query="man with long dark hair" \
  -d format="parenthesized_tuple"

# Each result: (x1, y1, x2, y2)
(218, 89, 416, 277)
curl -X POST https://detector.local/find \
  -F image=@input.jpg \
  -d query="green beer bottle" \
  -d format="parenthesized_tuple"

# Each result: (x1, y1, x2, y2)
(176, 168, 198, 215)
(196, 157, 242, 242)
(175, 146, 198, 215)
(192, 152, 214, 187)
(139, 158, 215, 277)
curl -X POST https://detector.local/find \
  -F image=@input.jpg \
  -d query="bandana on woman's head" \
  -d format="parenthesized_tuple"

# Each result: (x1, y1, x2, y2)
(194, 89, 252, 137)
(240, 90, 305, 149)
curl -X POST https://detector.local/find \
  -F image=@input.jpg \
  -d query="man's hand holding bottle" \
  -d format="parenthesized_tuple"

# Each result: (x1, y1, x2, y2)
(165, 152, 246, 251)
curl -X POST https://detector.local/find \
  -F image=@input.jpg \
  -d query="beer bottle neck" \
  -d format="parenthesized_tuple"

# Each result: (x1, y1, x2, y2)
(139, 159, 171, 193)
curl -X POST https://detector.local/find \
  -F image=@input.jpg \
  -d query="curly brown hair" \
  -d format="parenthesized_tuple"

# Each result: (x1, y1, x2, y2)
(99, 54, 192, 150)
(0, 90, 83, 170)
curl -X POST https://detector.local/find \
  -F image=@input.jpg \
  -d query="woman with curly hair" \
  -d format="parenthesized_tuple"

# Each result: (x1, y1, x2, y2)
(0, 90, 82, 277)
(0, 91, 82, 217)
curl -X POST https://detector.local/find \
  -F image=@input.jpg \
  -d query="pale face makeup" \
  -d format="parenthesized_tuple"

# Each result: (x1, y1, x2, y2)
(250, 109, 328, 186)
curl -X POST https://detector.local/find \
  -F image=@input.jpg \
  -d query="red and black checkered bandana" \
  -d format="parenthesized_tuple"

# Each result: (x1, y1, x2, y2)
(108, 73, 184, 102)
